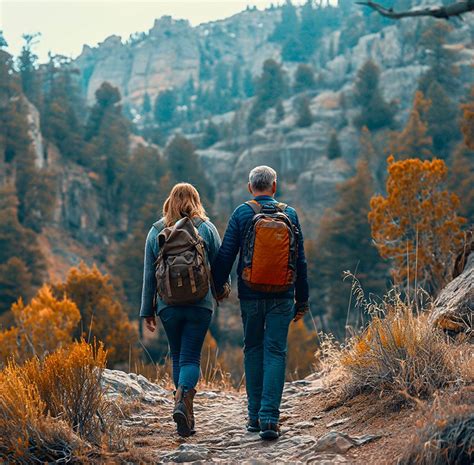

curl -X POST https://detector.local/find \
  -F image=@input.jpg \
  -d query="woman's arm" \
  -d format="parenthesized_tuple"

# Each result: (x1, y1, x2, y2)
(139, 227, 158, 318)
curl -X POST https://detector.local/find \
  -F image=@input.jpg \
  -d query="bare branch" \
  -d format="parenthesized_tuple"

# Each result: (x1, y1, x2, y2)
(356, 0, 474, 20)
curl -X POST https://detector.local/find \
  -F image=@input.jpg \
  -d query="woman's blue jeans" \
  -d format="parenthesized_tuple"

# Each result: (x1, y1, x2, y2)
(240, 298, 293, 425)
(159, 306, 212, 390)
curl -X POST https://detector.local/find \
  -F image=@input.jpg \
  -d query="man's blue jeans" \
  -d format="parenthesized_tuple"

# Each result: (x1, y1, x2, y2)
(159, 306, 212, 390)
(240, 298, 293, 425)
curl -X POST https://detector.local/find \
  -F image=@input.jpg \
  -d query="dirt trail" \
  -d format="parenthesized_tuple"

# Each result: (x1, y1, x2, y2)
(107, 371, 381, 464)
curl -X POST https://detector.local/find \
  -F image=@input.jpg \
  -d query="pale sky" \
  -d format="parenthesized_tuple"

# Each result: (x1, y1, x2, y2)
(0, 0, 306, 62)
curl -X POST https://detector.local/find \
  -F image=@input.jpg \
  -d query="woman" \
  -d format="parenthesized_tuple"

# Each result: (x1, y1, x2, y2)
(139, 183, 226, 437)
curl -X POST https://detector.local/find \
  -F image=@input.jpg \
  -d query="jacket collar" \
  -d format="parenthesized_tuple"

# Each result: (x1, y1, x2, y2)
(253, 195, 275, 201)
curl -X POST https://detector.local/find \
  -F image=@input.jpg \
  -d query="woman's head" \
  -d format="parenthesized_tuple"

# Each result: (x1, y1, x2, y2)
(163, 183, 208, 226)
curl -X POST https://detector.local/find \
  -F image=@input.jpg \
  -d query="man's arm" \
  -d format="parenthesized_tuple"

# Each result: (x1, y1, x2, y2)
(212, 210, 241, 292)
(140, 227, 158, 319)
(293, 212, 309, 305)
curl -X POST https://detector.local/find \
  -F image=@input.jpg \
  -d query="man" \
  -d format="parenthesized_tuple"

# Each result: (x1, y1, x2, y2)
(213, 165, 309, 440)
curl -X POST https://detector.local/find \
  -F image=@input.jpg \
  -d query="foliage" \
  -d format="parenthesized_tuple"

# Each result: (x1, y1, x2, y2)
(0, 184, 46, 313)
(274, 100, 285, 123)
(52, 264, 138, 366)
(202, 120, 220, 148)
(449, 143, 474, 224)
(296, 96, 312, 127)
(400, 402, 474, 465)
(461, 85, 474, 149)
(17, 34, 41, 107)
(327, 131, 342, 159)
(340, 295, 458, 403)
(390, 91, 433, 160)
(0, 285, 81, 365)
(154, 89, 177, 124)
(165, 134, 214, 204)
(353, 60, 394, 130)
(270, 0, 298, 44)
(369, 156, 465, 293)
(0, 341, 120, 463)
(314, 160, 388, 338)
(293, 64, 316, 94)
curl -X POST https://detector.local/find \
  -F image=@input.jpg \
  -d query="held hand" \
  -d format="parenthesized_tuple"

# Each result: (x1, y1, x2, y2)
(293, 302, 309, 323)
(145, 316, 157, 333)
(216, 283, 231, 301)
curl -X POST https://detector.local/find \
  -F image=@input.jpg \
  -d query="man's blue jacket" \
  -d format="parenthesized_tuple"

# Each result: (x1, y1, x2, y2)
(212, 195, 309, 302)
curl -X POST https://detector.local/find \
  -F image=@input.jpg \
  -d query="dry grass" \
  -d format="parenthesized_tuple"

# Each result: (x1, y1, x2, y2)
(399, 392, 474, 465)
(0, 340, 125, 464)
(321, 285, 469, 407)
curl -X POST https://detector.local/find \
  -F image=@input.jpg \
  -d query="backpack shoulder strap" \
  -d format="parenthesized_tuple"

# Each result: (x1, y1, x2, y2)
(192, 217, 204, 229)
(275, 202, 288, 212)
(245, 200, 263, 215)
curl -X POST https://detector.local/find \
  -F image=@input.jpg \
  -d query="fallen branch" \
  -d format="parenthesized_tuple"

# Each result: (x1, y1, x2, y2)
(356, 0, 474, 19)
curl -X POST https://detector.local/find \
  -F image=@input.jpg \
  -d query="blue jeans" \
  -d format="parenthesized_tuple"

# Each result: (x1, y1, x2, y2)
(159, 306, 212, 390)
(240, 298, 293, 424)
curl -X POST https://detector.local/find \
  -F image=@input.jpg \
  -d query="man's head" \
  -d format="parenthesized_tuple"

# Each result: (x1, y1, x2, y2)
(248, 165, 277, 197)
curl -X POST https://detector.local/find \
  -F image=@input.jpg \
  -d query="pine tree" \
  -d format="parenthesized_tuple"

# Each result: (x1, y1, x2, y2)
(270, 0, 299, 43)
(231, 62, 242, 98)
(274, 100, 285, 123)
(0, 257, 33, 315)
(327, 131, 342, 159)
(17, 33, 41, 107)
(449, 143, 474, 224)
(461, 85, 474, 150)
(165, 135, 214, 204)
(314, 160, 388, 338)
(154, 89, 176, 124)
(293, 64, 316, 94)
(202, 120, 220, 148)
(243, 70, 255, 97)
(296, 96, 312, 128)
(353, 60, 394, 131)
(390, 91, 433, 160)
(425, 81, 459, 157)
(282, 36, 305, 62)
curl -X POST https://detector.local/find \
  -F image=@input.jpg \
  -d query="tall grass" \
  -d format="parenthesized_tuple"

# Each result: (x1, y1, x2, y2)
(0, 341, 123, 463)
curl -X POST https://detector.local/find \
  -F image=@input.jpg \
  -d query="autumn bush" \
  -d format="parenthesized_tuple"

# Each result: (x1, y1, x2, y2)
(52, 263, 138, 366)
(369, 156, 465, 294)
(0, 341, 122, 463)
(0, 285, 81, 365)
(336, 289, 462, 404)
(400, 400, 474, 465)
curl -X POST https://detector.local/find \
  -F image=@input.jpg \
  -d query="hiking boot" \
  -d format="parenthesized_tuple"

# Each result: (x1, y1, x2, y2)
(173, 386, 196, 437)
(246, 418, 260, 432)
(259, 421, 280, 440)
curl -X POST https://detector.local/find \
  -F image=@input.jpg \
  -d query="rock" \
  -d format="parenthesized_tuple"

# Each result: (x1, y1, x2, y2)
(294, 421, 315, 428)
(314, 431, 381, 454)
(430, 253, 474, 335)
(326, 417, 350, 427)
(102, 369, 170, 404)
(161, 444, 210, 463)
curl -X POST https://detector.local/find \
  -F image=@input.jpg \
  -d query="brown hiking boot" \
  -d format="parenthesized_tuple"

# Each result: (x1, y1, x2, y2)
(173, 386, 196, 437)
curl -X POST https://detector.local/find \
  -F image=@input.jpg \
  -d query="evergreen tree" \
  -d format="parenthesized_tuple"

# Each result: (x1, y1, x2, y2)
(84, 82, 130, 207)
(17, 33, 41, 107)
(154, 89, 176, 124)
(282, 36, 305, 62)
(214, 62, 229, 92)
(243, 70, 255, 97)
(274, 100, 285, 123)
(231, 62, 242, 98)
(418, 22, 459, 94)
(353, 60, 394, 131)
(390, 91, 433, 160)
(41, 55, 85, 162)
(327, 131, 342, 159)
(296, 96, 312, 128)
(293, 64, 316, 94)
(270, 0, 299, 43)
(314, 160, 388, 338)
(165, 135, 214, 204)
(142, 92, 152, 114)
(0, 257, 33, 315)
(202, 120, 220, 148)
(449, 143, 474, 224)
(425, 81, 459, 157)
(298, 0, 319, 59)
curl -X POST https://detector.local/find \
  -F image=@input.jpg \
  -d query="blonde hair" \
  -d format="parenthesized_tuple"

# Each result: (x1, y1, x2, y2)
(163, 183, 208, 227)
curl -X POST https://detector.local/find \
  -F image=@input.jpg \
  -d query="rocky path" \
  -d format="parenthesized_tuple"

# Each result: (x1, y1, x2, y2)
(104, 370, 380, 464)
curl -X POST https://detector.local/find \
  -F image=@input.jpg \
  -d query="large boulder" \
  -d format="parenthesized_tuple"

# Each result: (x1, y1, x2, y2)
(430, 254, 474, 335)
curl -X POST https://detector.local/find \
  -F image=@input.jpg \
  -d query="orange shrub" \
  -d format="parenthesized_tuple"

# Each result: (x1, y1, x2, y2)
(0, 285, 80, 364)
(369, 156, 465, 293)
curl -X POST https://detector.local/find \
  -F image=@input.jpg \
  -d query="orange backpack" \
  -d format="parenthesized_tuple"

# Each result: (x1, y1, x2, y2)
(241, 200, 298, 293)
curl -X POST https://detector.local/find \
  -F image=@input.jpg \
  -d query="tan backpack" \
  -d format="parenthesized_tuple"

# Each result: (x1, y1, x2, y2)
(155, 217, 211, 305)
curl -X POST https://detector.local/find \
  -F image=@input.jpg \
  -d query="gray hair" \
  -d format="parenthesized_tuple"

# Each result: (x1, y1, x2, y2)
(248, 165, 277, 192)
